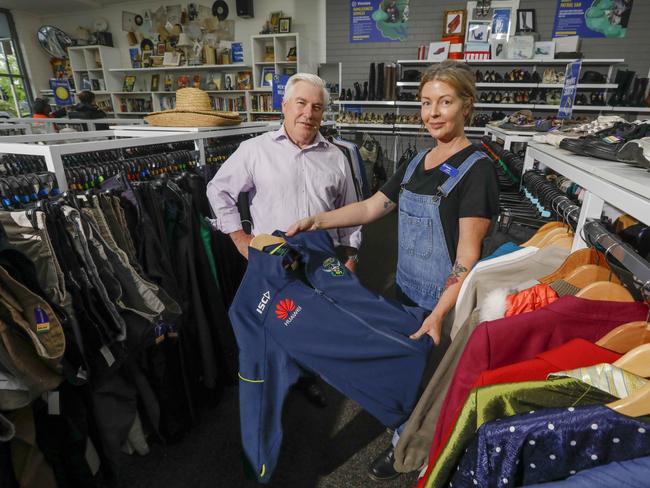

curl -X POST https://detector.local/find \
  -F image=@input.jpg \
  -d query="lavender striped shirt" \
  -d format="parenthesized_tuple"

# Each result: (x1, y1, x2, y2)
(206, 126, 362, 248)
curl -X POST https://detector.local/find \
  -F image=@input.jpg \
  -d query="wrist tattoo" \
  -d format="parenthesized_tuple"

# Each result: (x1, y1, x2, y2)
(444, 261, 468, 289)
(383, 200, 394, 209)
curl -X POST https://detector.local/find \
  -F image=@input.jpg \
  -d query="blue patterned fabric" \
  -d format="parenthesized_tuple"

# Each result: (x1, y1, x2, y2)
(526, 455, 650, 487)
(449, 405, 650, 487)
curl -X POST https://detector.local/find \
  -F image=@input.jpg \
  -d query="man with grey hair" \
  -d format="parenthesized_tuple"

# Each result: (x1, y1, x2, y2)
(206, 73, 361, 407)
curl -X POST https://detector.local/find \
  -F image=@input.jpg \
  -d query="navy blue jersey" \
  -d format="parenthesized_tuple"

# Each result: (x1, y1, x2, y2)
(229, 230, 431, 482)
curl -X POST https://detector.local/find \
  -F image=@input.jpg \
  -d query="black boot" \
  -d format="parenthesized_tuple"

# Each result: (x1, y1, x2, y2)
(630, 78, 648, 106)
(608, 70, 625, 106)
(376, 63, 385, 101)
(627, 78, 641, 106)
(354, 82, 362, 101)
(340, 89, 346, 101)
(369, 63, 376, 101)
(346, 88, 352, 102)
(362, 81, 368, 100)
(368, 445, 400, 481)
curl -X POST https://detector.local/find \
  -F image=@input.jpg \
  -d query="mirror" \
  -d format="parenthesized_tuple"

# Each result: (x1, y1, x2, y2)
(37, 26, 73, 58)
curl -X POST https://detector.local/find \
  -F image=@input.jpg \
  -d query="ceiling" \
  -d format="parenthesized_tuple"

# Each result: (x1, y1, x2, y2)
(0, 0, 130, 15)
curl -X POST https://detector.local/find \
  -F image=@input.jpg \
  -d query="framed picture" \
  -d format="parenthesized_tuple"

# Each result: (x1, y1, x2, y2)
(224, 72, 235, 91)
(286, 46, 297, 61)
(164, 74, 173, 91)
(151, 74, 160, 92)
(260, 66, 275, 87)
(162, 51, 181, 66)
(491, 8, 512, 39)
(142, 51, 152, 68)
(490, 39, 508, 59)
(123, 75, 136, 92)
(427, 41, 450, 62)
(157, 43, 166, 56)
(237, 71, 253, 90)
(467, 22, 490, 42)
(516, 9, 536, 33)
(443, 10, 466, 36)
(129, 47, 140, 68)
(534, 40, 555, 61)
(270, 11, 282, 33)
(507, 35, 535, 60)
(91, 79, 100, 91)
(279, 17, 291, 34)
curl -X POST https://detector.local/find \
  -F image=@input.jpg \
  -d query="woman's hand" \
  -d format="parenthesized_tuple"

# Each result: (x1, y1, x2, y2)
(286, 216, 319, 236)
(410, 311, 443, 345)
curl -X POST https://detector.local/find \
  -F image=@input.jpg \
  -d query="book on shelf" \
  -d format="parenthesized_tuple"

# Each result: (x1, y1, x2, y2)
(251, 93, 275, 112)
(260, 66, 275, 87)
(212, 95, 246, 112)
(80, 73, 92, 91)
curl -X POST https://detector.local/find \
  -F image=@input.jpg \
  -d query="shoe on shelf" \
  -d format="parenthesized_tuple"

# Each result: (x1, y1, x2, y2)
(494, 71, 504, 83)
(494, 92, 503, 103)
(617, 137, 650, 169)
(476, 70, 483, 82)
(368, 445, 400, 482)
(479, 92, 488, 103)
(531, 71, 541, 83)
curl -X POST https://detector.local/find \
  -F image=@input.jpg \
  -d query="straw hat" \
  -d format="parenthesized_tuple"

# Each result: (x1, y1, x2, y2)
(145, 87, 242, 127)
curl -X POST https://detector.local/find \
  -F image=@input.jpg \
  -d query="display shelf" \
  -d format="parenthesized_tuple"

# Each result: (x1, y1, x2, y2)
(336, 123, 393, 129)
(397, 58, 625, 65)
(113, 91, 152, 95)
(524, 141, 650, 249)
(254, 62, 275, 65)
(251, 33, 300, 90)
(395, 82, 621, 89)
(0, 125, 279, 190)
(396, 82, 419, 87)
(478, 82, 539, 88)
(249, 111, 281, 114)
(109, 64, 250, 72)
(475, 103, 533, 109)
(395, 101, 420, 107)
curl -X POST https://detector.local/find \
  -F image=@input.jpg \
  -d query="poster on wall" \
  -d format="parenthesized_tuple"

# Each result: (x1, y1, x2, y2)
(553, 0, 633, 38)
(350, 0, 410, 43)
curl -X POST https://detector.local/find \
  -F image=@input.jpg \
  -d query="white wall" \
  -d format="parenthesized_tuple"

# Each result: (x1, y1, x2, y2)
(11, 0, 326, 97)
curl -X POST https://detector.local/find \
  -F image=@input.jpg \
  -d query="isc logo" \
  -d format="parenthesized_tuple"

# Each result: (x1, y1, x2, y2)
(257, 291, 271, 314)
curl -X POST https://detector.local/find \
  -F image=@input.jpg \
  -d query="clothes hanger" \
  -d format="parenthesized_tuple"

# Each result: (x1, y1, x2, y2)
(544, 233, 573, 249)
(250, 234, 286, 251)
(612, 342, 650, 377)
(536, 227, 572, 247)
(598, 287, 650, 353)
(575, 281, 635, 301)
(538, 247, 608, 285)
(606, 381, 650, 417)
(564, 264, 621, 288)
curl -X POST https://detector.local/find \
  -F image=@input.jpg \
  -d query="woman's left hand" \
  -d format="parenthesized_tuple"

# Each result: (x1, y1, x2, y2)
(410, 312, 443, 345)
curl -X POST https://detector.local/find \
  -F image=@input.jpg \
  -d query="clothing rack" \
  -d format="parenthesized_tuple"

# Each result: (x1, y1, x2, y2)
(584, 219, 650, 292)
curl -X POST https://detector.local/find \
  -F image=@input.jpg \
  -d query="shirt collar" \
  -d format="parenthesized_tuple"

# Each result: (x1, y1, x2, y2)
(273, 124, 330, 150)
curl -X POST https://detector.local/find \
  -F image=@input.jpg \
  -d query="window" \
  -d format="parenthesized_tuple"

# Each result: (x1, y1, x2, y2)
(0, 10, 33, 117)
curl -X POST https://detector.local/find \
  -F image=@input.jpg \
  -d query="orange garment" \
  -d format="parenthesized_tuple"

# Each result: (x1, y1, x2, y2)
(32, 114, 49, 118)
(505, 283, 558, 317)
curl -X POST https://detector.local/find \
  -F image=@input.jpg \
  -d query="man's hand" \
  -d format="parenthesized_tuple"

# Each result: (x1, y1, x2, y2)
(286, 216, 319, 236)
(230, 230, 253, 259)
(410, 311, 443, 345)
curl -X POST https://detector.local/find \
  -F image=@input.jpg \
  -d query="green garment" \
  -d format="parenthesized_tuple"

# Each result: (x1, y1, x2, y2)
(426, 378, 618, 488)
(550, 363, 648, 399)
(198, 216, 220, 286)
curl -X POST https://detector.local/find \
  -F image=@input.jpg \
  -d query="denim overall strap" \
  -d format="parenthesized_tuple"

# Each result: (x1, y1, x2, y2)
(402, 150, 429, 185)
(395, 149, 483, 310)
(438, 150, 487, 197)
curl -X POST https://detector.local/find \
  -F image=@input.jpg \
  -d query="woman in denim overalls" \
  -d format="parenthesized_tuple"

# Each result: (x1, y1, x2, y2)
(288, 61, 497, 480)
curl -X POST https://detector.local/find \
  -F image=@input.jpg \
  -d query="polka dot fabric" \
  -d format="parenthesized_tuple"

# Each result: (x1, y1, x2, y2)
(448, 405, 650, 487)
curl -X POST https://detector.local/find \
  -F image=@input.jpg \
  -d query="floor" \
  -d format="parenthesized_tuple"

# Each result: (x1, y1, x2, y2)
(120, 214, 423, 488)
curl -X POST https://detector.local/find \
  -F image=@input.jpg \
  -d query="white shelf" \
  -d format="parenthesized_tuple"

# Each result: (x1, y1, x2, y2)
(276, 61, 297, 65)
(113, 91, 152, 95)
(397, 58, 625, 65)
(396, 82, 419, 87)
(254, 62, 276, 65)
(109, 64, 250, 72)
(478, 82, 539, 88)
(395, 101, 421, 107)
(475, 103, 533, 109)
(394, 123, 422, 129)
(399, 81, 618, 89)
(336, 123, 394, 129)
(250, 111, 281, 114)
(117, 111, 149, 115)
(335, 100, 396, 106)
(526, 141, 650, 218)
(612, 106, 650, 113)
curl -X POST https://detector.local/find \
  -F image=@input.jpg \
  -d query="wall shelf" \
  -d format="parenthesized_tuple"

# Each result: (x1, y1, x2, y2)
(397, 58, 625, 66)
(109, 64, 250, 72)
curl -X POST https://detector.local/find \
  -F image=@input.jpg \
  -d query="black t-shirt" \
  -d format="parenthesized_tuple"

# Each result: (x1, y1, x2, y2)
(380, 144, 499, 263)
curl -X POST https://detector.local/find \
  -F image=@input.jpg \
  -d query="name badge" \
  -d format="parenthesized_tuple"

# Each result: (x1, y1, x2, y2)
(439, 163, 459, 178)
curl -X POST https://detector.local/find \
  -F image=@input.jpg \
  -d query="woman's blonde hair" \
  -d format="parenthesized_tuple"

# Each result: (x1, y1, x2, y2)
(418, 61, 477, 123)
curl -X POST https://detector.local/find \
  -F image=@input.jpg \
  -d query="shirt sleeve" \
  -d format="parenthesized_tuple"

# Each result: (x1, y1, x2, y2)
(206, 142, 255, 234)
(333, 149, 362, 250)
(457, 158, 500, 219)
(380, 162, 408, 204)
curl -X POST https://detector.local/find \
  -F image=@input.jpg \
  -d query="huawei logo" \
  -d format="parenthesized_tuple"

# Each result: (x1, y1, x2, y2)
(275, 299, 302, 326)
(275, 299, 296, 320)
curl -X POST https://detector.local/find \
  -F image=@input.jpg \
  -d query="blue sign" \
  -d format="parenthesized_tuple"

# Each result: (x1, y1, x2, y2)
(272, 74, 290, 110)
(49, 79, 73, 106)
(558, 60, 582, 120)
(553, 0, 633, 38)
(350, 0, 410, 42)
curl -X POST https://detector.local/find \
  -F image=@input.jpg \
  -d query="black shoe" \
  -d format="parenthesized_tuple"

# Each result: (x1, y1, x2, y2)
(295, 379, 327, 408)
(368, 445, 400, 482)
